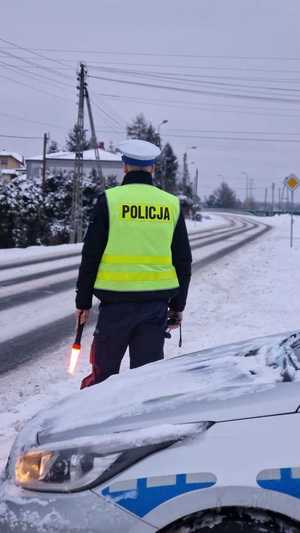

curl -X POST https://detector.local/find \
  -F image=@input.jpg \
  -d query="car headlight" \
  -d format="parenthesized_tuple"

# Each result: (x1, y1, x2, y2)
(15, 448, 121, 493)
(14, 422, 209, 493)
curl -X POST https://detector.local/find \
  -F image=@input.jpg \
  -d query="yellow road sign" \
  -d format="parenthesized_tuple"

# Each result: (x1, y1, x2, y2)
(286, 175, 299, 191)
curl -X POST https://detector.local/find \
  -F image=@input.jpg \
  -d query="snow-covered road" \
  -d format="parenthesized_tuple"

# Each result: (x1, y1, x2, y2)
(0, 213, 267, 372)
(0, 212, 279, 470)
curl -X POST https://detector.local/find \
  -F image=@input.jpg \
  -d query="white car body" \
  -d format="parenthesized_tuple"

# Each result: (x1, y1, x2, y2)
(1, 332, 300, 532)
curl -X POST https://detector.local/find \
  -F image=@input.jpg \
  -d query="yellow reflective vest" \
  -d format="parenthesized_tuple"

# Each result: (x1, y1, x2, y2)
(94, 184, 180, 292)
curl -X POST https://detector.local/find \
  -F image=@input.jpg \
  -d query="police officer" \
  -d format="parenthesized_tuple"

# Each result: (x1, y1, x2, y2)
(76, 139, 192, 388)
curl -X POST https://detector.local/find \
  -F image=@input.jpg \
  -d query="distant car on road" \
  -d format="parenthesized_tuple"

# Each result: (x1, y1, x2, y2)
(1, 332, 300, 532)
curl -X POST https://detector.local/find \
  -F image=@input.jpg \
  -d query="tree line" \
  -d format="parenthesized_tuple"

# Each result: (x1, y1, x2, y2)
(0, 113, 240, 248)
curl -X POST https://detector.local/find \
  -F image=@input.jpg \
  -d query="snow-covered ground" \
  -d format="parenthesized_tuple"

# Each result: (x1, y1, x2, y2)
(0, 213, 221, 268)
(0, 213, 299, 471)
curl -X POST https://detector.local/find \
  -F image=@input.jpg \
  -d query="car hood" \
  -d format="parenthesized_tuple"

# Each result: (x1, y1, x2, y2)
(31, 331, 300, 449)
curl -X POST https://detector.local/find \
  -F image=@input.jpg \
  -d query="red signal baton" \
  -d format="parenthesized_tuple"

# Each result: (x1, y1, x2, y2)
(68, 312, 85, 375)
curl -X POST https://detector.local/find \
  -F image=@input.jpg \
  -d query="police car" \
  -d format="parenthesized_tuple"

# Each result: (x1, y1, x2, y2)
(1, 332, 300, 532)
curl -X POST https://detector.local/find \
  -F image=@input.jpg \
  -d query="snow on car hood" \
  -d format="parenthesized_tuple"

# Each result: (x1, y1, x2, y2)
(29, 331, 300, 449)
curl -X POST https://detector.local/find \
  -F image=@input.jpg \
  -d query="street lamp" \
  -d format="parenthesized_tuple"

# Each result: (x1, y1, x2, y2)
(156, 120, 168, 189)
(157, 119, 168, 136)
(183, 146, 198, 187)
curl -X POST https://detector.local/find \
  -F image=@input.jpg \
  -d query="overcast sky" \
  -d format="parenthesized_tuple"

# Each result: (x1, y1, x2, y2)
(1, 0, 300, 200)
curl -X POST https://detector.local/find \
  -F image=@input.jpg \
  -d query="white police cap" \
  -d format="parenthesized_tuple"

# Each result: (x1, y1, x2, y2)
(118, 139, 161, 166)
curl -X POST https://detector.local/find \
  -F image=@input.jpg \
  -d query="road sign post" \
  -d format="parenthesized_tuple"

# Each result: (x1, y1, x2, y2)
(286, 174, 299, 248)
(291, 190, 295, 248)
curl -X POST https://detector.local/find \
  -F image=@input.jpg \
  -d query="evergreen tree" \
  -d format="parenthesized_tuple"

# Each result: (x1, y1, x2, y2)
(212, 182, 240, 208)
(160, 143, 178, 193)
(127, 113, 161, 146)
(43, 171, 73, 243)
(65, 124, 90, 152)
(43, 170, 101, 244)
(47, 140, 59, 154)
(205, 194, 217, 208)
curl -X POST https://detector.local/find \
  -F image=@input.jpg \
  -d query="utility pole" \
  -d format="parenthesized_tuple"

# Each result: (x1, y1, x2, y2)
(194, 167, 199, 196)
(271, 182, 275, 215)
(70, 63, 86, 244)
(182, 152, 188, 188)
(264, 187, 268, 212)
(85, 85, 104, 191)
(241, 171, 249, 205)
(41, 132, 48, 195)
(278, 187, 281, 211)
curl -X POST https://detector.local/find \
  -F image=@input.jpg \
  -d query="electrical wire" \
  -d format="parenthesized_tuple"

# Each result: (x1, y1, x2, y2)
(0, 110, 66, 131)
(86, 60, 300, 75)
(164, 134, 300, 142)
(90, 64, 300, 85)
(12, 47, 300, 61)
(1, 73, 72, 102)
(89, 74, 300, 104)
(0, 36, 74, 80)
(0, 134, 41, 139)
(91, 98, 125, 129)
(0, 59, 73, 90)
(94, 91, 300, 119)
(90, 65, 300, 94)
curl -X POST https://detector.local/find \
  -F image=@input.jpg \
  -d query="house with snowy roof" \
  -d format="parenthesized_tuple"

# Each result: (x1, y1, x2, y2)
(26, 148, 123, 184)
(0, 150, 25, 179)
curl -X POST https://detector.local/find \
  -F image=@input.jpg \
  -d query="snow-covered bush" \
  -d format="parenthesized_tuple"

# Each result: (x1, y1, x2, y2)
(0, 174, 42, 248)
(0, 171, 103, 248)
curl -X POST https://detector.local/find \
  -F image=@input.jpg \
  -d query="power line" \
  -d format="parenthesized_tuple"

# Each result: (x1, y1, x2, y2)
(163, 127, 300, 136)
(89, 74, 300, 104)
(90, 64, 300, 85)
(86, 60, 300, 76)
(165, 134, 300, 142)
(1, 73, 72, 102)
(0, 36, 73, 79)
(0, 44, 74, 87)
(0, 58, 73, 90)
(11, 47, 300, 61)
(94, 91, 300, 119)
(0, 134, 41, 139)
(91, 98, 125, 128)
(91, 126, 300, 142)
(90, 66, 300, 94)
(0, 36, 69, 68)
(94, 92, 296, 114)
(0, 110, 66, 131)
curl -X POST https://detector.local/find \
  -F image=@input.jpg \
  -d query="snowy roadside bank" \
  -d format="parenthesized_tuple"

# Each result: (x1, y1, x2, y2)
(0, 214, 299, 471)
(0, 213, 220, 268)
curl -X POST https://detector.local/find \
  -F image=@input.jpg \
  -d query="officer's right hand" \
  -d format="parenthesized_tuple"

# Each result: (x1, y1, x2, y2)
(76, 309, 90, 325)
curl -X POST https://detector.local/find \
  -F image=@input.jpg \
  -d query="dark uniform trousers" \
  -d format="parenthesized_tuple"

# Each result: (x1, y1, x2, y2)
(80, 301, 168, 389)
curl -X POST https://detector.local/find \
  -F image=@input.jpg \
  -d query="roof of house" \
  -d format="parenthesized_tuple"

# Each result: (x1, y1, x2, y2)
(0, 150, 24, 164)
(27, 149, 122, 163)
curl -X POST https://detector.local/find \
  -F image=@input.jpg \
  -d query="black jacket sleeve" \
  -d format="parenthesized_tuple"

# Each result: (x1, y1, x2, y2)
(75, 194, 109, 309)
(169, 210, 192, 312)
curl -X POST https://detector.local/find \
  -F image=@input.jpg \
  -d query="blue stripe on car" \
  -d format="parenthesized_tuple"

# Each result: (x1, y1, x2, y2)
(102, 473, 216, 518)
(257, 467, 300, 499)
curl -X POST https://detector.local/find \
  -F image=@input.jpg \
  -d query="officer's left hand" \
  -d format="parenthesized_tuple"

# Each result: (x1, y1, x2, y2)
(167, 310, 183, 330)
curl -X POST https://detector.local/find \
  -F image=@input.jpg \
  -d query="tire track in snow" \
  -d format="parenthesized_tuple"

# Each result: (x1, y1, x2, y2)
(0, 216, 271, 374)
